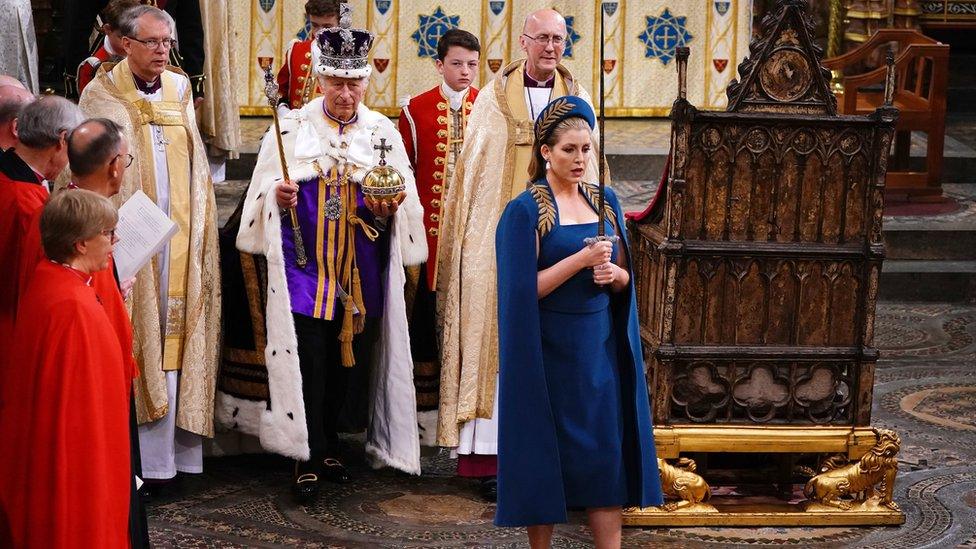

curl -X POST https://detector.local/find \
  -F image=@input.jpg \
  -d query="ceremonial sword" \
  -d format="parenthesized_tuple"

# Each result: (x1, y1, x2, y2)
(585, 2, 619, 247)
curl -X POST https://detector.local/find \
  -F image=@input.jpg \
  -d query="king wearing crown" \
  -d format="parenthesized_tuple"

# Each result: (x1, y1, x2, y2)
(224, 3, 427, 504)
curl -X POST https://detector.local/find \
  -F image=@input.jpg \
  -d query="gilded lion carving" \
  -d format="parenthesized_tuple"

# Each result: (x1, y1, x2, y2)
(658, 457, 712, 511)
(803, 429, 901, 511)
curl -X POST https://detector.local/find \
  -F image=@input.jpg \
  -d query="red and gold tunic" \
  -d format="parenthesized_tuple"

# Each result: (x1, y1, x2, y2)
(397, 85, 478, 290)
(276, 38, 322, 109)
(77, 40, 118, 97)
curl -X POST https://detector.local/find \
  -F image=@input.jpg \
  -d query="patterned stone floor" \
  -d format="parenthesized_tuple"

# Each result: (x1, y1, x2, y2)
(146, 301, 976, 548)
(201, 119, 976, 547)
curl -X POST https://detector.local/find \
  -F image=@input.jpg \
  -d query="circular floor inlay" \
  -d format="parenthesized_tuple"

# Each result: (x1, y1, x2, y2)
(874, 319, 930, 350)
(376, 494, 491, 524)
(900, 386, 976, 431)
(654, 525, 864, 545)
(964, 490, 976, 509)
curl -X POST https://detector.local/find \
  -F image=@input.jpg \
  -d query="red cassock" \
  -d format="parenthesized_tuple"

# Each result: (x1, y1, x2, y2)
(16, 206, 138, 382)
(276, 38, 321, 109)
(0, 174, 47, 361)
(397, 85, 478, 290)
(0, 261, 132, 549)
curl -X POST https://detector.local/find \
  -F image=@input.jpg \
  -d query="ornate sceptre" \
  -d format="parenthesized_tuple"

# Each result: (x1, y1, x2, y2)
(258, 56, 308, 268)
(585, 2, 619, 247)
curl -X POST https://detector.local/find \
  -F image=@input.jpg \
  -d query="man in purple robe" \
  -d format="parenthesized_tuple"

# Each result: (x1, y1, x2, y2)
(225, 4, 427, 504)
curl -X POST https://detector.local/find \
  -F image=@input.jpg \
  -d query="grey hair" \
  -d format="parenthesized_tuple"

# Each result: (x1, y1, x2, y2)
(17, 96, 85, 149)
(117, 5, 173, 38)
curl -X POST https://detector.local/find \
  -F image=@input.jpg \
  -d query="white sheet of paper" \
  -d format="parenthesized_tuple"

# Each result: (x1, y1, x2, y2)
(114, 190, 178, 281)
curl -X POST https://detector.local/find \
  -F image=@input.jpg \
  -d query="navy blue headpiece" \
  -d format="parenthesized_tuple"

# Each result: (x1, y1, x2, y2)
(533, 96, 596, 144)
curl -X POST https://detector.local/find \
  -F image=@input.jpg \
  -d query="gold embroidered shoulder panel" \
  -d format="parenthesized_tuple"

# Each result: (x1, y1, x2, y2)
(528, 183, 556, 236)
(579, 182, 618, 233)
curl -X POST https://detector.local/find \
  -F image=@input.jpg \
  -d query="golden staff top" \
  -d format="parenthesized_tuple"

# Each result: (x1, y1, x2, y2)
(258, 56, 308, 269)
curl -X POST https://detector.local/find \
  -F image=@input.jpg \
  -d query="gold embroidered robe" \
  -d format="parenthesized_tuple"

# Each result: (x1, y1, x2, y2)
(435, 60, 600, 447)
(79, 60, 221, 437)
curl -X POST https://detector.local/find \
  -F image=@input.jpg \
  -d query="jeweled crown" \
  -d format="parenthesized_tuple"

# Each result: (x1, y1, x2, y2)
(315, 3, 374, 79)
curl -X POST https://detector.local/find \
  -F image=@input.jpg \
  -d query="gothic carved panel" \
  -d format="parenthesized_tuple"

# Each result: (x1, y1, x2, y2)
(669, 360, 854, 425)
(726, 1, 837, 114)
(671, 257, 861, 347)
(680, 122, 874, 245)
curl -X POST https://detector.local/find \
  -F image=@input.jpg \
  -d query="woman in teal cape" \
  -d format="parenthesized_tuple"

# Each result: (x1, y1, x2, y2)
(494, 96, 663, 545)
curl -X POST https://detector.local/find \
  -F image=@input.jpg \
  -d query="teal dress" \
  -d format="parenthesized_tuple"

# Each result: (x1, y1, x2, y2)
(494, 180, 663, 527)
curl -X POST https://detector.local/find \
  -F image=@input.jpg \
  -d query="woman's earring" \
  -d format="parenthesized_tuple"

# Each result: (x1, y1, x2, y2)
(545, 159, 551, 171)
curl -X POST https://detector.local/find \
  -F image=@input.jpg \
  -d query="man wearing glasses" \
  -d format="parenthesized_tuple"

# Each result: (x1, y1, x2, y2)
(79, 4, 221, 488)
(436, 8, 601, 502)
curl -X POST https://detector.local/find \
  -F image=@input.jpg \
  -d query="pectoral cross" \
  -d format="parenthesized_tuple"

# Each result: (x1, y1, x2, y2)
(374, 138, 392, 166)
(154, 127, 170, 152)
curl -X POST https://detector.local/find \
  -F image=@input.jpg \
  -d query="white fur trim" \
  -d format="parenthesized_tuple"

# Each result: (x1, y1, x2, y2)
(223, 102, 425, 472)
(316, 66, 372, 79)
(417, 410, 439, 447)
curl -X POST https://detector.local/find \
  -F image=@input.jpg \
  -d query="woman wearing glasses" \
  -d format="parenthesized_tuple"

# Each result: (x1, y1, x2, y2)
(0, 190, 134, 549)
(494, 97, 663, 548)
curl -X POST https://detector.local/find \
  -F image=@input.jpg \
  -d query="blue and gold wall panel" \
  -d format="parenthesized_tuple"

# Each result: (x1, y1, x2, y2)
(229, 0, 752, 116)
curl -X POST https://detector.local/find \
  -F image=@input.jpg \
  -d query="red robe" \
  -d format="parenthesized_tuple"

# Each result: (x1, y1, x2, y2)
(0, 172, 47, 362)
(17, 205, 138, 381)
(0, 261, 132, 549)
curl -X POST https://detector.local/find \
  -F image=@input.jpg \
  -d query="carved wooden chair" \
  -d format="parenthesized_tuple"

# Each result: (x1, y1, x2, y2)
(823, 29, 949, 199)
(625, 0, 903, 525)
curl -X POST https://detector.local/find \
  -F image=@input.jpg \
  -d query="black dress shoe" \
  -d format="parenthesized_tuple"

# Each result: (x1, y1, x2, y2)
(321, 457, 352, 484)
(480, 477, 497, 503)
(292, 473, 320, 504)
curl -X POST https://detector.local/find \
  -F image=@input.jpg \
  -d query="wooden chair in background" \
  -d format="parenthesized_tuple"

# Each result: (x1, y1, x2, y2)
(823, 29, 949, 200)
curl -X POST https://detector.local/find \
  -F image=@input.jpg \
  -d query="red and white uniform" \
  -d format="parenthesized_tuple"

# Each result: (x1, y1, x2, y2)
(276, 38, 321, 109)
(397, 83, 478, 290)
(77, 38, 120, 96)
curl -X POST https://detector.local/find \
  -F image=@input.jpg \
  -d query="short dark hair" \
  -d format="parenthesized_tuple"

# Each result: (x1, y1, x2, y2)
(305, 0, 340, 17)
(101, 0, 143, 29)
(68, 118, 124, 177)
(437, 29, 480, 61)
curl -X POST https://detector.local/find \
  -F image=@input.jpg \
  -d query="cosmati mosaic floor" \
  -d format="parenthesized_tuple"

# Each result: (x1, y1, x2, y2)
(156, 178, 976, 547)
(145, 301, 976, 548)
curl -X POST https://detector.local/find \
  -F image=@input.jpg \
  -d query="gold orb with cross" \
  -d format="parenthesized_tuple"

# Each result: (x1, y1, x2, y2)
(363, 137, 407, 203)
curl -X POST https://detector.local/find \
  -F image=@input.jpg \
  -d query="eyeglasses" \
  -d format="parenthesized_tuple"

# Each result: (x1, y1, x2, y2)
(522, 33, 566, 47)
(100, 228, 118, 243)
(127, 36, 178, 50)
(113, 153, 135, 168)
